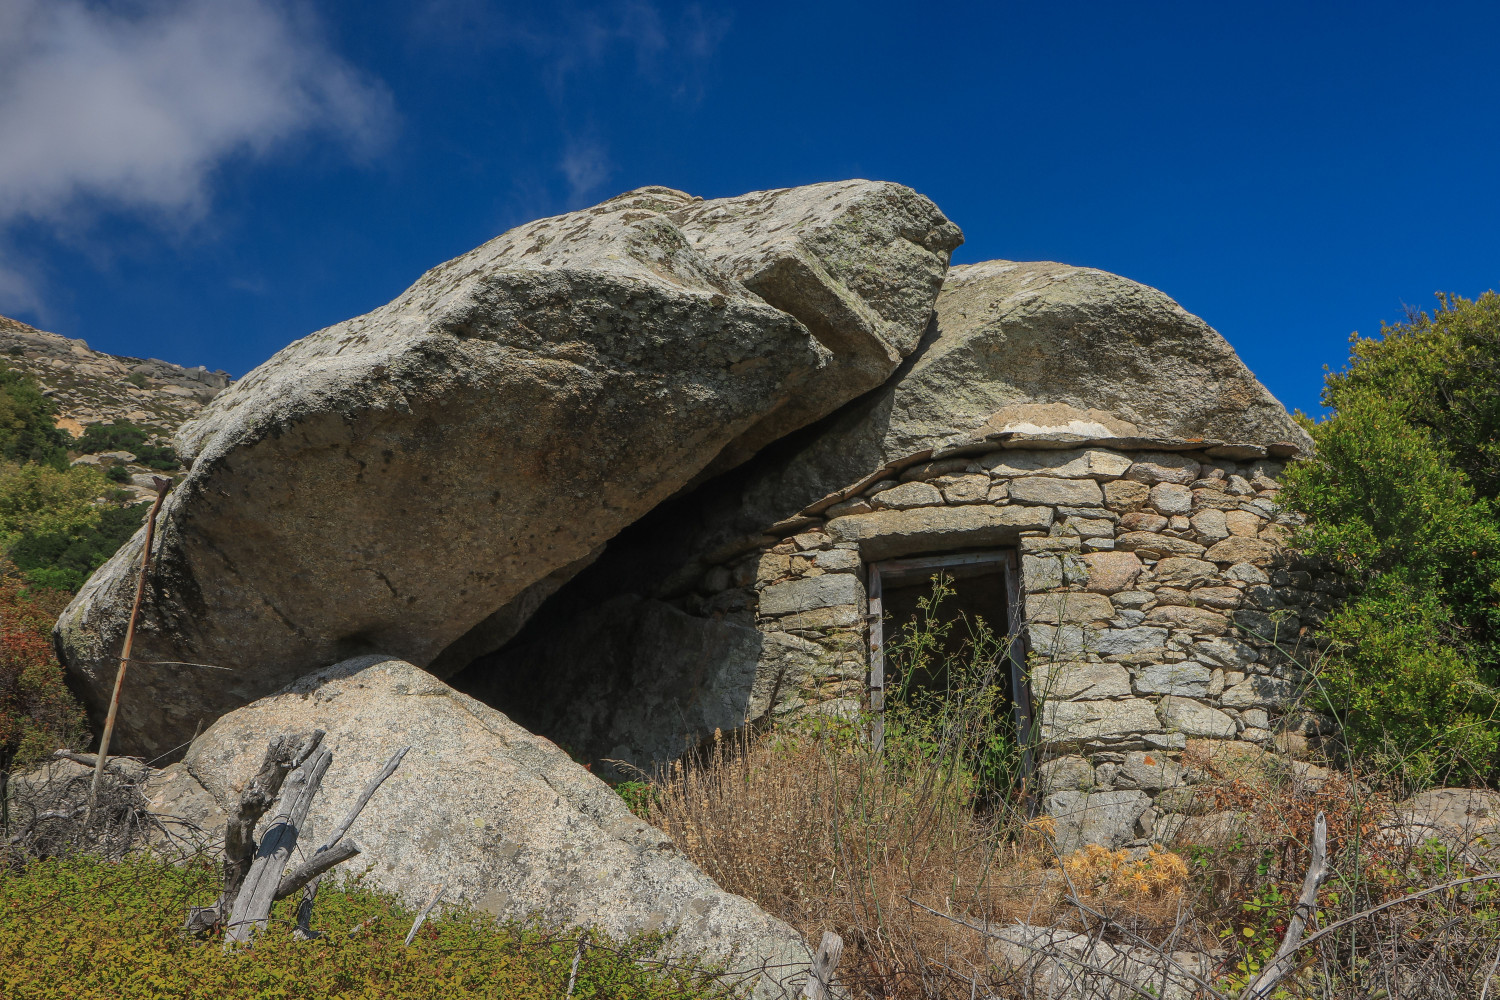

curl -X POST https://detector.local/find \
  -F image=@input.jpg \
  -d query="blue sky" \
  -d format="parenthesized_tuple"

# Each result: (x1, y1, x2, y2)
(1, 1, 1497, 418)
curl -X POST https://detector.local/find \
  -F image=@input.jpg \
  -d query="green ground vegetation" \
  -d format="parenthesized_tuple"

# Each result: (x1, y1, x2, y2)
(0, 854, 730, 1000)
(1283, 291, 1500, 788)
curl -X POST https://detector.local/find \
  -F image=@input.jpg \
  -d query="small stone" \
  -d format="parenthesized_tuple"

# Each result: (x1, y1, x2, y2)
(1038, 756, 1095, 794)
(1221, 675, 1295, 709)
(1082, 536, 1116, 551)
(1157, 696, 1237, 738)
(1120, 750, 1186, 791)
(1225, 562, 1269, 584)
(900, 458, 970, 482)
(823, 496, 873, 518)
(1027, 591, 1115, 624)
(1110, 590, 1155, 609)
(1225, 475, 1254, 495)
(1146, 604, 1228, 634)
(1195, 637, 1259, 668)
(1082, 551, 1143, 593)
(936, 473, 991, 504)
(1027, 624, 1090, 658)
(1232, 610, 1300, 643)
(1135, 661, 1213, 697)
(1152, 556, 1218, 588)
(756, 553, 792, 585)
(1065, 516, 1115, 538)
(1204, 536, 1280, 567)
(1121, 511, 1168, 533)
(872, 481, 943, 509)
(1115, 533, 1207, 559)
(1225, 509, 1264, 536)
(792, 530, 830, 550)
(1031, 661, 1132, 700)
(1104, 479, 1150, 512)
(1042, 698, 1162, 743)
(1242, 709, 1270, 729)
(812, 548, 861, 572)
(759, 574, 863, 616)
(1189, 586, 1242, 610)
(982, 448, 1133, 480)
(1044, 789, 1152, 851)
(987, 482, 1011, 502)
(1150, 483, 1193, 516)
(1022, 554, 1063, 591)
(1008, 477, 1104, 507)
(1093, 626, 1170, 657)
(1242, 727, 1273, 743)
(863, 479, 900, 497)
(1124, 453, 1201, 485)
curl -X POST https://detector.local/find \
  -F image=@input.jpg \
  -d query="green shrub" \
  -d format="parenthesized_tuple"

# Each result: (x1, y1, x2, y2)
(0, 854, 729, 1000)
(0, 366, 68, 470)
(75, 420, 179, 470)
(1283, 291, 1500, 787)
(0, 463, 143, 591)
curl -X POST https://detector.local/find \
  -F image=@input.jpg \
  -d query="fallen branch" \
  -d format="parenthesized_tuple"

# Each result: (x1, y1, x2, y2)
(223, 731, 324, 907)
(404, 884, 445, 947)
(1241, 810, 1328, 999)
(276, 838, 361, 900)
(224, 742, 334, 945)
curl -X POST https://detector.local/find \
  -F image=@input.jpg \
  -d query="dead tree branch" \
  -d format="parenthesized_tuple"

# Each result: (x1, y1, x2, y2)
(224, 740, 333, 945)
(1241, 811, 1329, 999)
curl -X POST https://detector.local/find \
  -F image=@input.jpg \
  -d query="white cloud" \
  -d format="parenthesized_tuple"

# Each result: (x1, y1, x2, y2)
(0, 0, 393, 228)
(559, 137, 612, 201)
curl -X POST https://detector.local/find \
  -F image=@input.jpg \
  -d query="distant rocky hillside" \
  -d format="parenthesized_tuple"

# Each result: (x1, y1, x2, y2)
(0, 314, 229, 438)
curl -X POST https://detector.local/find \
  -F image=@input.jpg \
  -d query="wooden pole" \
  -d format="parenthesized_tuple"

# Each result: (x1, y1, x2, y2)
(800, 931, 845, 1000)
(88, 476, 172, 819)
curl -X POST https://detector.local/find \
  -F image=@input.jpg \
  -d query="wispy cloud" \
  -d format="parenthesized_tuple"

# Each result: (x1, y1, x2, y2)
(559, 137, 613, 202)
(0, 0, 394, 313)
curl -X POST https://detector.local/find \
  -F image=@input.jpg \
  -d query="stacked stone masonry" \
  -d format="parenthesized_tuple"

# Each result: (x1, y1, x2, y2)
(675, 439, 1341, 853)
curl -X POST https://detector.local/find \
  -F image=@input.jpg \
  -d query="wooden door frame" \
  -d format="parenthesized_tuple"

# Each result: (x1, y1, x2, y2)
(866, 549, 1034, 779)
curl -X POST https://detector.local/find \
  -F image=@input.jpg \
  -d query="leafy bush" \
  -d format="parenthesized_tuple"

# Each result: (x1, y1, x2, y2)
(0, 366, 68, 470)
(75, 420, 179, 470)
(0, 572, 86, 778)
(0, 463, 143, 591)
(0, 854, 727, 1000)
(1282, 291, 1500, 787)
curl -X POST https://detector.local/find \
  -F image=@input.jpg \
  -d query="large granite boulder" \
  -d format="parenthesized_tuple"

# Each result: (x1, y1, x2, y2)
(147, 656, 812, 996)
(660, 258, 1314, 562)
(56, 181, 959, 756)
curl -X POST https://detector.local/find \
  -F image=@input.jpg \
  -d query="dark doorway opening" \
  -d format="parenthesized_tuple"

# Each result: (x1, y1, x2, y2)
(868, 550, 1034, 794)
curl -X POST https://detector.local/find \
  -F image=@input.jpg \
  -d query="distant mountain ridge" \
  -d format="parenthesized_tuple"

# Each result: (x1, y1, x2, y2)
(0, 314, 229, 438)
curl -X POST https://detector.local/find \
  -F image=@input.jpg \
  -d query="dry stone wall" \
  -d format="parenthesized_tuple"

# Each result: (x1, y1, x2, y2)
(673, 436, 1340, 852)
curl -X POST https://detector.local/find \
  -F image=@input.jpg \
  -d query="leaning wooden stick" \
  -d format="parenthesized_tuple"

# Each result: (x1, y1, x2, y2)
(88, 475, 172, 819)
(1240, 811, 1328, 1000)
(801, 931, 845, 1000)
(404, 884, 445, 947)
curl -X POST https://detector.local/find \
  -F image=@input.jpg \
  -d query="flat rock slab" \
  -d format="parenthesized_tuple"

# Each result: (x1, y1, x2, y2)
(150, 656, 811, 996)
(56, 181, 958, 757)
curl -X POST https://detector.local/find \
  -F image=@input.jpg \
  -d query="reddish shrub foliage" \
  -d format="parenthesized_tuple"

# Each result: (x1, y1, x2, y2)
(0, 572, 87, 775)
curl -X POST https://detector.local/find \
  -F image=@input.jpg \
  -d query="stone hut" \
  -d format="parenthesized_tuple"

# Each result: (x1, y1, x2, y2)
(59, 182, 1332, 855)
(449, 258, 1328, 850)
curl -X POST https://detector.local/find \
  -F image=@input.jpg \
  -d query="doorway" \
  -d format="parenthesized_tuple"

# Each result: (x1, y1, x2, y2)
(867, 550, 1034, 788)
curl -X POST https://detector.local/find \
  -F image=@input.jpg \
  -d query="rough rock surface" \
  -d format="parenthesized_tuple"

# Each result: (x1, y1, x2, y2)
(148, 656, 811, 994)
(0, 314, 230, 436)
(654, 258, 1313, 571)
(56, 181, 959, 756)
